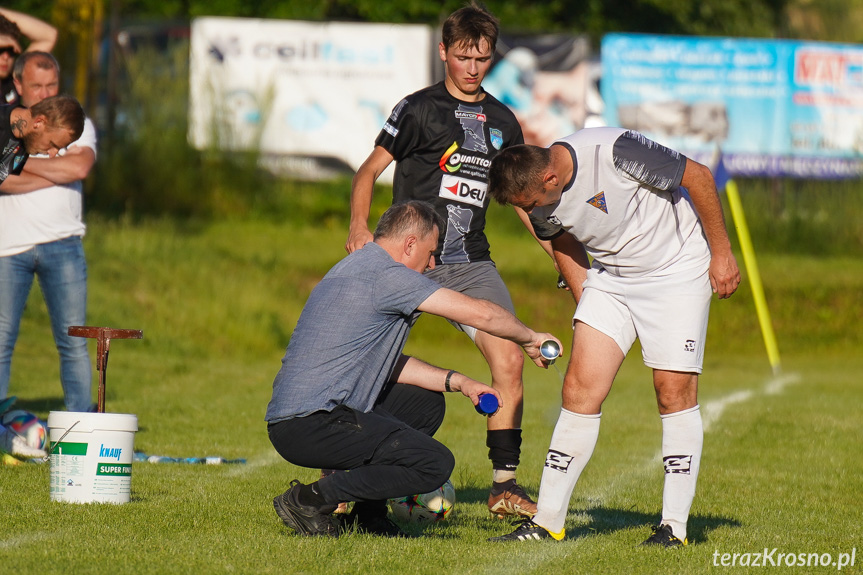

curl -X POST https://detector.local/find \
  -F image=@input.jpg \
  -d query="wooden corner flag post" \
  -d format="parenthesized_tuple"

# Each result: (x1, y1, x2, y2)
(723, 180, 782, 375)
(68, 326, 144, 413)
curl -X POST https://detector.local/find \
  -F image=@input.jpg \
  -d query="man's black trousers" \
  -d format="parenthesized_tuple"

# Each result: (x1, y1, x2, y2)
(268, 383, 454, 505)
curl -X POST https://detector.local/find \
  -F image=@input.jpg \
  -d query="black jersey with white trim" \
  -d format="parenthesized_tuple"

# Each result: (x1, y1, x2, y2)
(0, 104, 27, 183)
(375, 82, 524, 265)
(0, 77, 19, 106)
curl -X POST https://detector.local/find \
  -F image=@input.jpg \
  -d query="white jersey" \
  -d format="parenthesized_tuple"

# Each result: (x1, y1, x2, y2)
(529, 127, 710, 278)
(0, 117, 96, 257)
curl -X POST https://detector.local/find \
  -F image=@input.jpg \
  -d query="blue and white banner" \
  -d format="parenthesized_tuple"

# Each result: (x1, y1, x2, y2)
(602, 33, 863, 178)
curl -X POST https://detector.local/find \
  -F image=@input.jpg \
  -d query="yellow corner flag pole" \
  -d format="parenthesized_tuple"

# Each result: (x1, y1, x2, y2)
(724, 179, 782, 375)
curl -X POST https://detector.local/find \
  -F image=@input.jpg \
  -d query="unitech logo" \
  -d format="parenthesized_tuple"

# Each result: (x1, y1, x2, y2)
(439, 141, 493, 173)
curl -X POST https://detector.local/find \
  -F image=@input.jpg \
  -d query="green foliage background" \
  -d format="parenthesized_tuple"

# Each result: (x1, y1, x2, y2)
(12, 1, 863, 43)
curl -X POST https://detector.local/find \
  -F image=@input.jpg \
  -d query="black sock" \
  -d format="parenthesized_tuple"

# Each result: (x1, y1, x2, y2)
(490, 478, 517, 495)
(351, 500, 388, 518)
(486, 428, 522, 470)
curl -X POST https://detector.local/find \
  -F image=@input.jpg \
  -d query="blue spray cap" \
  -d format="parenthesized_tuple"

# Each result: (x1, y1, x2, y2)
(475, 393, 499, 415)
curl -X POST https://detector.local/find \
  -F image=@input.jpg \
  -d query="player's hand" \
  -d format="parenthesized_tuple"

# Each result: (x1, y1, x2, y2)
(557, 274, 570, 291)
(522, 332, 563, 369)
(345, 226, 373, 254)
(709, 251, 741, 299)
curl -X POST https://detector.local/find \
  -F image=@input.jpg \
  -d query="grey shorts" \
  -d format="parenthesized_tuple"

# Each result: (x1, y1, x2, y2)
(423, 261, 515, 340)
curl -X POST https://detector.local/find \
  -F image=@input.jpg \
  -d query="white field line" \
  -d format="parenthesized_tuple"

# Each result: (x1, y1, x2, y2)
(702, 371, 800, 431)
(0, 531, 54, 549)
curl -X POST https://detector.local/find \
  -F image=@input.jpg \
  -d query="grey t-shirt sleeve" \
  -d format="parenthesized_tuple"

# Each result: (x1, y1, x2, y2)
(375, 261, 441, 316)
(612, 130, 687, 191)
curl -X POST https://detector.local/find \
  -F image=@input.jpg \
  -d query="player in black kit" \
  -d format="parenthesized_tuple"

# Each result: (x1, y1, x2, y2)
(346, 2, 539, 519)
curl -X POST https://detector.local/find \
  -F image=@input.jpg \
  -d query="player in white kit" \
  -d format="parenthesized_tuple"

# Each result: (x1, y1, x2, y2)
(486, 128, 741, 546)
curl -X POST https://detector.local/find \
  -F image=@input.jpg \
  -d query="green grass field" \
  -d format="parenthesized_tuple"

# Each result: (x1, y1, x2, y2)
(1, 202, 860, 574)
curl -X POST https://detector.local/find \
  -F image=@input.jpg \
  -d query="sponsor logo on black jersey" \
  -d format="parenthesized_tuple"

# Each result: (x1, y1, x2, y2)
(439, 141, 492, 174)
(456, 104, 488, 154)
(439, 174, 487, 208)
(454, 110, 487, 122)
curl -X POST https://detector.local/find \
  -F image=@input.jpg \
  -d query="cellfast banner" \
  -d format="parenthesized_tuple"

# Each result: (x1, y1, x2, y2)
(602, 33, 863, 178)
(189, 17, 431, 178)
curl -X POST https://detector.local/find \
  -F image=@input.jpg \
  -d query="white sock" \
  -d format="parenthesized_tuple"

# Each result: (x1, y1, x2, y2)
(532, 409, 601, 534)
(660, 405, 703, 542)
(492, 469, 516, 483)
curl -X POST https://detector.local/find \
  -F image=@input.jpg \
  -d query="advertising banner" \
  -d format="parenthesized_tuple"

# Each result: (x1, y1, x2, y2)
(602, 33, 863, 178)
(189, 17, 431, 178)
(483, 34, 602, 147)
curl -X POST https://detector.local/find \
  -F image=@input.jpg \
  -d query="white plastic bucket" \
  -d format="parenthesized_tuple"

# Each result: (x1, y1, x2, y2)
(48, 411, 138, 504)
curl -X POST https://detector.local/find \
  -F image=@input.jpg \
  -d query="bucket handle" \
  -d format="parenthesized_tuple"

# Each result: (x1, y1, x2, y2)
(49, 421, 81, 454)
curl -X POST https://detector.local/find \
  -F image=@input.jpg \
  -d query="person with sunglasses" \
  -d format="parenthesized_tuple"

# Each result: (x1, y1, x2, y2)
(0, 8, 57, 105)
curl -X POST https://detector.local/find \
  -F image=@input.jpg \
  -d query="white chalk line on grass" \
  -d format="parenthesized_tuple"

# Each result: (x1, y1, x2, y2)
(0, 531, 54, 550)
(702, 371, 801, 432)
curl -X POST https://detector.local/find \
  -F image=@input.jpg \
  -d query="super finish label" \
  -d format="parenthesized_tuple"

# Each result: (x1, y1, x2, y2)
(96, 463, 131, 476)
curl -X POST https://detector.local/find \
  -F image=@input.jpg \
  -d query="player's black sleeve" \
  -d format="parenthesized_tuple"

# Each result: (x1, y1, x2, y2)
(375, 98, 422, 163)
(528, 212, 566, 241)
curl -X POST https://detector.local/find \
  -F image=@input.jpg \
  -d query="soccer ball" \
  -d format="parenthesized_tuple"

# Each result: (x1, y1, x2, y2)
(0, 410, 48, 451)
(389, 479, 456, 524)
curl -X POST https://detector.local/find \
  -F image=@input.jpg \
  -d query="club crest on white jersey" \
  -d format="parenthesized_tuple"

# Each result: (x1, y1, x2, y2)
(439, 174, 487, 208)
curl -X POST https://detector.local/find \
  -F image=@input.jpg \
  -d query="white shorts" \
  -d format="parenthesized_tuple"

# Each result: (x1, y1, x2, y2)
(573, 265, 712, 373)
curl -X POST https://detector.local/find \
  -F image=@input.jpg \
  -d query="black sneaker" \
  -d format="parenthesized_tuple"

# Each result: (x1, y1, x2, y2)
(273, 480, 339, 537)
(488, 519, 565, 542)
(641, 524, 687, 547)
